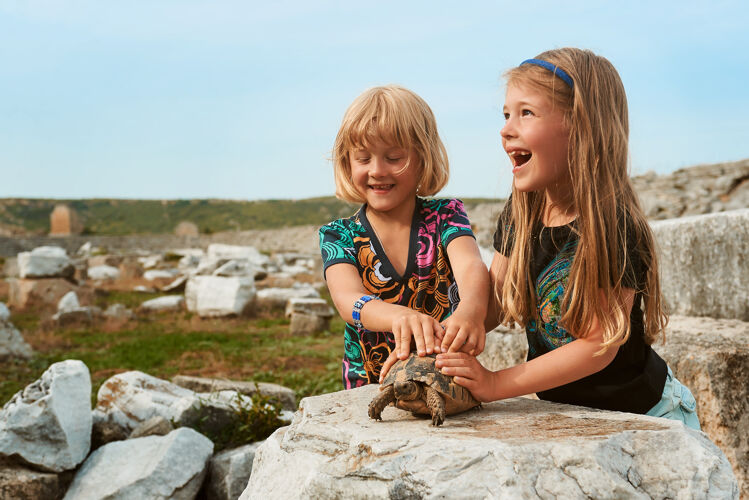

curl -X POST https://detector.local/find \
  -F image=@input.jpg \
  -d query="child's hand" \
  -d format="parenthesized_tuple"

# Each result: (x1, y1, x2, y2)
(378, 350, 399, 383)
(439, 310, 486, 356)
(435, 352, 496, 402)
(391, 310, 444, 360)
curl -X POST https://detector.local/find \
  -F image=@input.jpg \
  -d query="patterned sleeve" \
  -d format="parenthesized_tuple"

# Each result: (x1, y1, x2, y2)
(492, 196, 514, 257)
(319, 220, 357, 278)
(438, 198, 475, 247)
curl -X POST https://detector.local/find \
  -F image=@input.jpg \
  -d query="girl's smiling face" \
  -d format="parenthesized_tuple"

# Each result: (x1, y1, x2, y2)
(501, 83, 571, 196)
(349, 139, 421, 218)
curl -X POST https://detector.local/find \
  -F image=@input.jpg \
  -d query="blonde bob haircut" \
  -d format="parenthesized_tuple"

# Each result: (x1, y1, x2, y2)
(332, 85, 449, 203)
(498, 48, 668, 353)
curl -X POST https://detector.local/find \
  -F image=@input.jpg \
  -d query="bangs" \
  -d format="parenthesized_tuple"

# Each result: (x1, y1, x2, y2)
(341, 92, 416, 152)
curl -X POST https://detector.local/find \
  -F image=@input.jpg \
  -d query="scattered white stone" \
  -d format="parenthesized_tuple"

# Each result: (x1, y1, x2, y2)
(255, 286, 320, 309)
(185, 276, 255, 317)
(161, 275, 188, 292)
(178, 254, 202, 272)
(0, 319, 33, 360)
(63, 428, 214, 500)
(76, 242, 93, 256)
(143, 269, 178, 281)
(137, 255, 162, 270)
(133, 285, 156, 293)
(17, 247, 73, 279)
(205, 442, 263, 500)
(279, 264, 311, 276)
(103, 303, 133, 321)
(57, 291, 80, 313)
(171, 375, 297, 411)
(87, 265, 120, 281)
(0, 302, 10, 322)
(213, 259, 258, 278)
(207, 244, 269, 268)
(139, 295, 184, 312)
(0, 360, 92, 472)
(284, 297, 334, 318)
(241, 385, 738, 500)
(478, 245, 495, 269)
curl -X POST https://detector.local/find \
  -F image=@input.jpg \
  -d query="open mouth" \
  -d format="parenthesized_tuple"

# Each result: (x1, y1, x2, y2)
(369, 184, 394, 191)
(508, 150, 532, 168)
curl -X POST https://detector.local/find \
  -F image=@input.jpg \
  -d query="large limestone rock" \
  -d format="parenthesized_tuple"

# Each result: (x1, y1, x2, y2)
(479, 317, 749, 497)
(651, 209, 749, 321)
(185, 275, 255, 317)
(653, 315, 749, 498)
(285, 297, 335, 336)
(242, 385, 738, 499)
(205, 442, 262, 500)
(171, 375, 297, 411)
(93, 371, 245, 439)
(0, 360, 92, 472)
(17, 246, 74, 279)
(63, 428, 214, 500)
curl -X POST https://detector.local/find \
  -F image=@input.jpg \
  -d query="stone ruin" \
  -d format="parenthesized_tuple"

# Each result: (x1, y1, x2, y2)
(49, 204, 83, 237)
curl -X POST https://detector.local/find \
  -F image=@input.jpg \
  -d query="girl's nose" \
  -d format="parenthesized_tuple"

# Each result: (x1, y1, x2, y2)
(370, 156, 386, 176)
(500, 119, 516, 140)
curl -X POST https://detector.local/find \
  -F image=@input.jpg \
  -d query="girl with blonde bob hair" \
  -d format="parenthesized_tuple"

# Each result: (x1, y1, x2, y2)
(332, 85, 449, 202)
(436, 48, 701, 430)
(320, 85, 489, 394)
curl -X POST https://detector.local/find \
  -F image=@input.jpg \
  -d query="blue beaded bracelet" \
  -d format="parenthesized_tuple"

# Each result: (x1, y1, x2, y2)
(352, 295, 380, 331)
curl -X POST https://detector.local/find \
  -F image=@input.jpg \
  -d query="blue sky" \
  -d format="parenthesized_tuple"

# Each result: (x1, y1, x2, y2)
(1, 1, 748, 200)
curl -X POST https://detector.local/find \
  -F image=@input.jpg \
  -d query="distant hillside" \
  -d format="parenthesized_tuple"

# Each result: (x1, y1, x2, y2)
(0, 196, 500, 236)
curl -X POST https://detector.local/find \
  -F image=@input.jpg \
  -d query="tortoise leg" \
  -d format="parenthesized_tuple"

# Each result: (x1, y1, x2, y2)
(368, 385, 396, 421)
(425, 386, 446, 426)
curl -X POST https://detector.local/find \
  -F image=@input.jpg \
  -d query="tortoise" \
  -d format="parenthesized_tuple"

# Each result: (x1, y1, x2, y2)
(368, 353, 480, 426)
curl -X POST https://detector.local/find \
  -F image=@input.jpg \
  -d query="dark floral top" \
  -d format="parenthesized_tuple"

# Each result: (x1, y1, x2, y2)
(319, 197, 475, 389)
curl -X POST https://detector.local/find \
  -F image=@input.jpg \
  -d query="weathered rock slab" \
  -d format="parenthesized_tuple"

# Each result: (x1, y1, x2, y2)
(17, 246, 73, 279)
(653, 315, 749, 498)
(185, 275, 255, 317)
(63, 427, 214, 500)
(0, 360, 92, 472)
(241, 385, 738, 499)
(205, 442, 262, 500)
(93, 371, 246, 439)
(652, 209, 749, 321)
(172, 375, 297, 411)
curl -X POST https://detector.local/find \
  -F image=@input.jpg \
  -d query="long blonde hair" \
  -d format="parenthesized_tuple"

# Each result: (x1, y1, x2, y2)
(332, 85, 449, 203)
(498, 48, 667, 352)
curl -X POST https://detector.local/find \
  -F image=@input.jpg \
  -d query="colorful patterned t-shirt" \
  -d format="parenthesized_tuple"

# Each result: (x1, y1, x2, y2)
(319, 197, 475, 389)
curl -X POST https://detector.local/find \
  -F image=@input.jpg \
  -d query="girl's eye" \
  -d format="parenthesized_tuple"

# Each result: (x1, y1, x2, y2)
(503, 112, 510, 120)
(386, 156, 403, 162)
(355, 157, 370, 163)
(521, 109, 534, 117)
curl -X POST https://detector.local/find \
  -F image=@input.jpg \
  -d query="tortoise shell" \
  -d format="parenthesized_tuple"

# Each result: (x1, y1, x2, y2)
(380, 353, 480, 415)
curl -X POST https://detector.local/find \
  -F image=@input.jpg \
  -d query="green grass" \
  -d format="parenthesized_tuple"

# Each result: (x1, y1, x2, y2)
(1, 304, 345, 407)
(0, 196, 503, 235)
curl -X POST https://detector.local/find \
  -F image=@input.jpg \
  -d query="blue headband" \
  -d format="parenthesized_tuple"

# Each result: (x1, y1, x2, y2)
(520, 58, 574, 89)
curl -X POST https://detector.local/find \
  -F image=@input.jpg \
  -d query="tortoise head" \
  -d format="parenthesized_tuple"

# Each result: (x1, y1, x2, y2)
(393, 380, 421, 401)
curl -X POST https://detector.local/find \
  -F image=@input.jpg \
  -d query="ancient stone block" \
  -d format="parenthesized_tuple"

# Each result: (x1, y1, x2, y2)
(241, 385, 738, 499)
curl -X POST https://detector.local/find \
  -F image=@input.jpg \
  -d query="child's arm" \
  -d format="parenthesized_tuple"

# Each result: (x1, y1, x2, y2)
(436, 288, 634, 402)
(484, 250, 509, 333)
(439, 236, 490, 355)
(325, 262, 444, 353)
